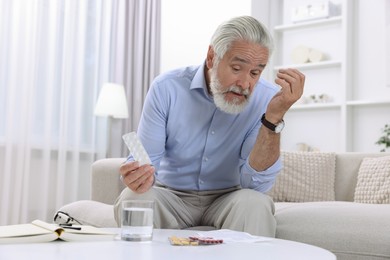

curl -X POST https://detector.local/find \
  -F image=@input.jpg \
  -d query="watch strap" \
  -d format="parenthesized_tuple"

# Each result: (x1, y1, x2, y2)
(261, 113, 283, 132)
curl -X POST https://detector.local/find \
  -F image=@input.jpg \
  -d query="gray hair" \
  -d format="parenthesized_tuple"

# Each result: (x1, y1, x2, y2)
(210, 16, 274, 60)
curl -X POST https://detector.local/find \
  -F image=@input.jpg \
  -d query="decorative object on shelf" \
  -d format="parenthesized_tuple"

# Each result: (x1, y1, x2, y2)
(291, 45, 325, 64)
(298, 93, 332, 104)
(315, 93, 332, 103)
(291, 0, 341, 23)
(308, 48, 324, 63)
(375, 124, 390, 152)
(291, 45, 310, 64)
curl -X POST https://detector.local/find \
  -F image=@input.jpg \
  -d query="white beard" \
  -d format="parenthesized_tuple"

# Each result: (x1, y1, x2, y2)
(209, 67, 251, 114)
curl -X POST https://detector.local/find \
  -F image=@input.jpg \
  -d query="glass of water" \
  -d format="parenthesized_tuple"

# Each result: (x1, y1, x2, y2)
(121, 200, 154, 242)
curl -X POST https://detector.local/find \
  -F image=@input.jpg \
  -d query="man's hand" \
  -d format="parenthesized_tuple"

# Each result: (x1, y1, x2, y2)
(120, 161, 155, 193)
(267, 68, 305, 123)
(248, 68, 304, 171)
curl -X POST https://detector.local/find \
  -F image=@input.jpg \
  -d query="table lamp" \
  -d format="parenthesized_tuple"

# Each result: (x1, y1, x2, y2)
(94, 82, 129, 156)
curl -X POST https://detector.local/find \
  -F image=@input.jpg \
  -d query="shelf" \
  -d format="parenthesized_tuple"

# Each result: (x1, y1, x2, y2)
(273, 60, 342, 71)
(290, 103, 342, 111)
(274, 16, 342, 32)
(346, 100, 390, 107)
(291, 100, 390, 111)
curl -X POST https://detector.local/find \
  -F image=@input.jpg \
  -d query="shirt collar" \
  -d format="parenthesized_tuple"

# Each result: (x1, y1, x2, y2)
(190, 61, 211, 97)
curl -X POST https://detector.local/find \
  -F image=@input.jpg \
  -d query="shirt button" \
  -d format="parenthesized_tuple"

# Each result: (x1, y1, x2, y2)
(211, 131, 215, 135)
(204, 157, 209, 161)
(199, 180, 204, 184)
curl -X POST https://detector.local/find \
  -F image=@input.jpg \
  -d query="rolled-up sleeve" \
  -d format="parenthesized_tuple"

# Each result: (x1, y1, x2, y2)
(240, 156, 282, 192)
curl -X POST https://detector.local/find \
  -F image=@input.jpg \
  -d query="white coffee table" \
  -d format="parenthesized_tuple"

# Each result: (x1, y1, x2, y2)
(0, 229, 336, 260)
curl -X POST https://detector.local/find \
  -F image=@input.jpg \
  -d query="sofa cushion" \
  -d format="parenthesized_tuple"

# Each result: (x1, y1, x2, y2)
(275, 201, 390, 260)
(354, 156, 390, 204)
(268, 151, 336, 202)
(57, 200, 118, 228)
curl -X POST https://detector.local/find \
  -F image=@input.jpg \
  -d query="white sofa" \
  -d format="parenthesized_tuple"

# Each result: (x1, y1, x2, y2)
(59, 152, 390, 260)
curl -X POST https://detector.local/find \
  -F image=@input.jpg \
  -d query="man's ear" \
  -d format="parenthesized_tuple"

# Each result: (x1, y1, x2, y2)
(206, 46, 215, 69)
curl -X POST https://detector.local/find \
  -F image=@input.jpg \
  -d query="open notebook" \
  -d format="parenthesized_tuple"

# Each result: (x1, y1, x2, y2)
(0, 219, 116, 244)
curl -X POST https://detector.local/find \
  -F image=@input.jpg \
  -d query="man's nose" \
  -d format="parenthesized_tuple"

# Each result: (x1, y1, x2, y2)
(236, 74, 251, 90)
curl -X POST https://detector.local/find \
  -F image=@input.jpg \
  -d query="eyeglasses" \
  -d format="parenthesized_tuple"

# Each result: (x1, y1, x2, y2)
(54, 211, 82, 225)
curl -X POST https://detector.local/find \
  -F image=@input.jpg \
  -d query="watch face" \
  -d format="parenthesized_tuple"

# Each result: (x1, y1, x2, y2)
(275, 121, 285, 133)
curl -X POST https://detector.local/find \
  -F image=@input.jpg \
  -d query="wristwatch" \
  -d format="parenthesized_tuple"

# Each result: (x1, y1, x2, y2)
(261, 113, 285, 133)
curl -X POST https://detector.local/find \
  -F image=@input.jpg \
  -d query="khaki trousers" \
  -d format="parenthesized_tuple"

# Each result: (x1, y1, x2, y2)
(113, 184, 276, 237)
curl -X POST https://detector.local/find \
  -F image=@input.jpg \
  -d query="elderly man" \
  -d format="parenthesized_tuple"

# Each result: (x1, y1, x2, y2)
(114, 15, 305, 237)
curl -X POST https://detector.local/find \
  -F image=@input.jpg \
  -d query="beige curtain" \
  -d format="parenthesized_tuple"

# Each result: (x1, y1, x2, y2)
(0, 0, 160, 225)
(108, 0, 161, 158)
(0, 0, 112, 225)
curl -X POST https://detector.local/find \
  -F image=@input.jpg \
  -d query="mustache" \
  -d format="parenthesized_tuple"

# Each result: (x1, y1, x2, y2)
(222, 85, 250, 97)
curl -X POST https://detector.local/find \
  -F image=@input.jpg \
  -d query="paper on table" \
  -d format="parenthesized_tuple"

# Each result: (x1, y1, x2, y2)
(196, 229, 272, 243)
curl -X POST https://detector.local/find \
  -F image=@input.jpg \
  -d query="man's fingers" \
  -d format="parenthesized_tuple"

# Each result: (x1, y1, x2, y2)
(135, 175, 155, 193)
(119, 161, 139, 175)
(122, 164, 155, 193)
(278, 68, 305, 80)
(131, 165, 153, 185)
(275, 78, 292, 93)
(275, 68, 305, 97)
(268, 68, 306, 119)
(277, 69, 305, 85)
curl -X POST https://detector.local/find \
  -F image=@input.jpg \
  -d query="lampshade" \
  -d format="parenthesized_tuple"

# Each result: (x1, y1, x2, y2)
(94, 83, 129, 118)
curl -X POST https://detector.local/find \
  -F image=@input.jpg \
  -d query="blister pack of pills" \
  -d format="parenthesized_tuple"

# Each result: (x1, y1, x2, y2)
(168, 236, 223, 246)
(169, 236, 199, 246)
(122, 132, 152, 166)
(189, 236, 224, 245)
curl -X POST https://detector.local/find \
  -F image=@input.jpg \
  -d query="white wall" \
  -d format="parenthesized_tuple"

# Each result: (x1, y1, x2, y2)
(354, 0, 390, 100)
(160, 0, 251, 73)
(388, 0, 390, 87)
(350, 0, 390, 152)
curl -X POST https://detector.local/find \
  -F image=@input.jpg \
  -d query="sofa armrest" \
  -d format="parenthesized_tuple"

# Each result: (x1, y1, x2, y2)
(91, 158, 126, 204)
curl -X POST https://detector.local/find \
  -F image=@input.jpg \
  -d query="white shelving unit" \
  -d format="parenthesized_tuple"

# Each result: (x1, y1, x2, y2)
(262, 0, 390, 152)
(273, 60, 342, 71)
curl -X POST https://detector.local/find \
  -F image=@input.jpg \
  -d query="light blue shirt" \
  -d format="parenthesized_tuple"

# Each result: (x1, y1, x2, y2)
(131, 63, 282, 192)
